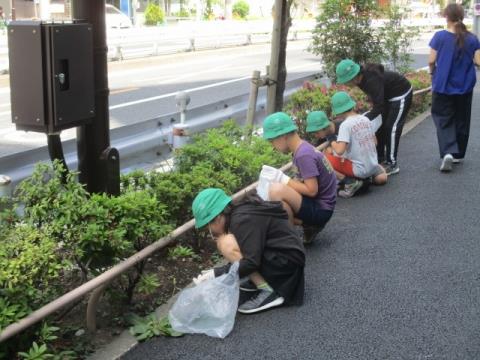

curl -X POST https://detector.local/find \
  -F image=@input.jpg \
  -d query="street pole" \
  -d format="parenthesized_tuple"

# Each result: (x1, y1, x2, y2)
(71, 0, 120, 195)
(474, 0, 480, 38)
(10, 0, 16, 20)
(39, 0, 50, 20)
(266, 0, 283, 115)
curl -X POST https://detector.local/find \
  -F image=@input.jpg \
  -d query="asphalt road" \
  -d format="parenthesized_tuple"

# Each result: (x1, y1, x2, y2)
(0, 34, 431, 157)
(122, 89, 480, 359)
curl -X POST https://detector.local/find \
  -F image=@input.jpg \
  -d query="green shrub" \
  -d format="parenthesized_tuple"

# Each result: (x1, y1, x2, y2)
(144, 3, 165, 26)
(310, 0, 383, 78)
(232, 0, 249, 19)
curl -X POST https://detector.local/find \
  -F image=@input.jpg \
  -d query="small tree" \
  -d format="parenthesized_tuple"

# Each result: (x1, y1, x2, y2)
(309, 0, 383, 78)
(232, 0, 249, 19)
(144, 3, 165, 26)
(379, 6, 419, 74)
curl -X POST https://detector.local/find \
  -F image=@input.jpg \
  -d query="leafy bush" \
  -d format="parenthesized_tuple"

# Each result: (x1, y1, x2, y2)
(310, 0, 383, 78)
(233, 0, 249, 19)
(379, 6, 419, 73)
(123, 121, 289, 226)
(144, 3, 165, 26)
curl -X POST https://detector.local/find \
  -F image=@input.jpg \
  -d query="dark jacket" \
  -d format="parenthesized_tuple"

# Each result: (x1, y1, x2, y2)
(214, 201, 305, 278)
(359, 64, 412, 121)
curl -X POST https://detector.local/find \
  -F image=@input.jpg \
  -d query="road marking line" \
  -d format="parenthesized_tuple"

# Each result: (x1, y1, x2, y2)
(109, 62, 318, 110)
(110, 87, 140, 95)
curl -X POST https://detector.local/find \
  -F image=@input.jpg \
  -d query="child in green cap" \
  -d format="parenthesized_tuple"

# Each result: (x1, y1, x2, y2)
(335, 59, 412, 176)
(262, 111, 337, 244)
(192, 188, 305, 314)
(326, 91, 387, 198)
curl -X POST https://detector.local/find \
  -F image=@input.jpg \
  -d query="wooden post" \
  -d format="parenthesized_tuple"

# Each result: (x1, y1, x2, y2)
(246, 70, 261, 128)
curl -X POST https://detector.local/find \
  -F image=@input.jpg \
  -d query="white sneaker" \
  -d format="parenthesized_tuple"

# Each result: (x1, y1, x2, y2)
(440, 154, 453, 172)
(452, 158, 462, 164)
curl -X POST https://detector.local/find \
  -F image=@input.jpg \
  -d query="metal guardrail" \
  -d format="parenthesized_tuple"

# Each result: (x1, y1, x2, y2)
(0, 86, 432, 343)
(0, 73, 321, 187)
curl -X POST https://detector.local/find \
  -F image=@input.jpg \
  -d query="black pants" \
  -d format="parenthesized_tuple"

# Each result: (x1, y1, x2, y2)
(431, 91, 473, 159)
(260, 251, 305, 306)
(377, 91, 413, 164)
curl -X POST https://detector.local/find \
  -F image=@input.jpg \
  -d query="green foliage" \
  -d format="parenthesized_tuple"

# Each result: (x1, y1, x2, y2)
(284, 82, 369, 138)
(144, 3, 165, 26)
(137, 274, 161, 295)
(310, 0, 383, 78)
(18, 342, 52, 360)
(233, 0, 250, 19)
(168, 245, 199, 261)
(129, 315, 183, 341)
(379, 6, 419, 74)
(122, 121, 289, 226)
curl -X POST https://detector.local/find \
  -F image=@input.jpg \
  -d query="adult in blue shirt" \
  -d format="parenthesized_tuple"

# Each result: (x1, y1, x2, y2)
(429, 4, 480, 172)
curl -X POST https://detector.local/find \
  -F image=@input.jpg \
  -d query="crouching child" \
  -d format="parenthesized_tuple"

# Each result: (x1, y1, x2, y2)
(324, 91, 387, 198)
(192, 189, 305, 314)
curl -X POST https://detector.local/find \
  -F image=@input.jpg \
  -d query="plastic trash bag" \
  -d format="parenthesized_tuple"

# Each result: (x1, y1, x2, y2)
(169, 262, 240, 338)
(256, 165, 283, 201)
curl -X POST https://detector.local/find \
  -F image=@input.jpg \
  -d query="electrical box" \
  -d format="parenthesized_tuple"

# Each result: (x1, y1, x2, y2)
(8, 21, 95, 133)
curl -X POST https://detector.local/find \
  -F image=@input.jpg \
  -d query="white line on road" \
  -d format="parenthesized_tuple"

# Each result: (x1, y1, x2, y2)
(109, 62, 319, 111)
(109, 75, 251, 110)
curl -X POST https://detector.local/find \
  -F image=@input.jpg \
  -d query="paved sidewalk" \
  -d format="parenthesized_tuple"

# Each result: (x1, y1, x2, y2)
(123, 89, 480, 360)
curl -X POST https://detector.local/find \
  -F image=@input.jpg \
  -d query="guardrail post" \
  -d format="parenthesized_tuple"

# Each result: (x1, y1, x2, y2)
(246, 70, 262, 128)
(189, 37, 195, 51)
(86, 282, 110, 333)
(116, 45, 123, 61)
(245, 33, 252, 45)
(0, 175, 12, 199)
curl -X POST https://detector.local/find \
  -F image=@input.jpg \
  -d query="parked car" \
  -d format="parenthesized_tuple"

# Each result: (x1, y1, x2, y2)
(106, 4, 133, 29)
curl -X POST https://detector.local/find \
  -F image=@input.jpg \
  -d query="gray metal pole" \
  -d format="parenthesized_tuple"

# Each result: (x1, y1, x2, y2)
(71, 0, 119, 194)
(474, 1, 480, 38)
(246, 70, 261, 128)
(266, 0, 283, 115)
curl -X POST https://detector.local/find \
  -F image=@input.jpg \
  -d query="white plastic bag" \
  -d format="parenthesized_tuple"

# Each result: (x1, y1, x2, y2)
(169, 262, 240, 338)
(256, 165, 283, 201)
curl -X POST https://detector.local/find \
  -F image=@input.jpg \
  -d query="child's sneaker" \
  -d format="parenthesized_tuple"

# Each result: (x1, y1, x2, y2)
(237, 289, 284, 314)
(239, 278, 257, 292)
(338, 179, 364, 198)
(384, 162, 400, 175)
(302, 225, 322, 245)
(440, 154, 453, 172)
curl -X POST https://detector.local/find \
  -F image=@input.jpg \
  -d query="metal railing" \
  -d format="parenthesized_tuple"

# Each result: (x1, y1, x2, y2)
(0, 86, 432, 344)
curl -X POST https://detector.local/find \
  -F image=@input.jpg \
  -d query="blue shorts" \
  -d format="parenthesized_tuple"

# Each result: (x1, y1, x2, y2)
(297, 196, 333, 228)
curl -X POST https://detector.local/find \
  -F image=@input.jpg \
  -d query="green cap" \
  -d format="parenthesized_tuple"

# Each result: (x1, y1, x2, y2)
(263, 112, 297, 140)
(331, 91, 356, 116)
(306, 111, 331, 133)
(192, 188, 232, 229)
(336, 59, 361, 84)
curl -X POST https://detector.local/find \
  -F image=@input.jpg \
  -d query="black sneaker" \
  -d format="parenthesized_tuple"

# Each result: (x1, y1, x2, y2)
(303, 225, 322, 245)
(384, 162, 400, 175)
(239, 277, 257, 292)
(338, 179, 363, 198)
(237, 289, 284, 314)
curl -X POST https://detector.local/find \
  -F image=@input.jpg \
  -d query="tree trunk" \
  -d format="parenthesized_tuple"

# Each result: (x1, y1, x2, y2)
(274, 0, 293, 112)
(225, 0, 232, 19)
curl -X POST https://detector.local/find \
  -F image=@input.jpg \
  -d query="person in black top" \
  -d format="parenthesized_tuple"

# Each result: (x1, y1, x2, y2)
(192, 188, 305, 315)
(335, 59, 412, 175)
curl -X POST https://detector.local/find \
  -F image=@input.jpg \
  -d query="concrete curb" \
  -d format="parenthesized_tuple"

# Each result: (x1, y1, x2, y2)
(88, 108, 433, 360)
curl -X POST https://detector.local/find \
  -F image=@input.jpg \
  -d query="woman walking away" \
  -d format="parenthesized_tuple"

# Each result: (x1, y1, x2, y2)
(429, 4, 480, 172)
(335, 59, 412, 176)
(192, 189, 305, 314)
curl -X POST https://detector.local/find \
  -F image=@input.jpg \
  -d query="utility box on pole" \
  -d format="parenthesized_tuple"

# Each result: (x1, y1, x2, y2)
(8, 21, 95, 133)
